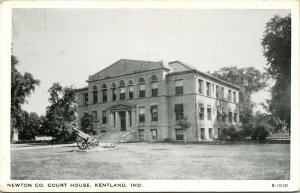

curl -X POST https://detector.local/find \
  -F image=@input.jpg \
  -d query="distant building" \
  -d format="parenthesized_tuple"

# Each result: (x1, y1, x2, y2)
(76, 59, 240, 142)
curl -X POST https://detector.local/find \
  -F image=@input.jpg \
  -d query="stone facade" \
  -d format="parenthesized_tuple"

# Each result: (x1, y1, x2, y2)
(76, 59, 240, 142)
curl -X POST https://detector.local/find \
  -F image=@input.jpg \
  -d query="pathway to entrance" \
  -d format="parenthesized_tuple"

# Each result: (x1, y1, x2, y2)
(11, 143, 77, 151)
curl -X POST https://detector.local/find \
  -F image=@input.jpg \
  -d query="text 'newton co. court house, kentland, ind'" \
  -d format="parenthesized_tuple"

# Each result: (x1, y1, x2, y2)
(76, 59, 240, 142)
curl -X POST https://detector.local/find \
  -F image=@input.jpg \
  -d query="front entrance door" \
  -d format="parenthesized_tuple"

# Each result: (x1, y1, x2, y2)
(119, 111, 126, 131)
(200, 128, 205, 140)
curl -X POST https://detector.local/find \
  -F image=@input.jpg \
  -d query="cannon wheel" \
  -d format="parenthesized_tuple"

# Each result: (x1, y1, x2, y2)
(77, 141, 88, 150)
(86, 137, 99, 149)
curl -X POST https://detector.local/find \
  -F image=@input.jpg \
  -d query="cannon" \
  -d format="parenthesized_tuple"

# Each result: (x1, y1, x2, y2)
(70, 124, 99, 150)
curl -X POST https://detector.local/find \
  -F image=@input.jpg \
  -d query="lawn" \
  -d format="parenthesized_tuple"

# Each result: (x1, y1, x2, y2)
(11, 143, 290, 180)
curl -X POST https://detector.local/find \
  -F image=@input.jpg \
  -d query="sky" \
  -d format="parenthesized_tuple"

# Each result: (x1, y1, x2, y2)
(12, 9, 290, 116)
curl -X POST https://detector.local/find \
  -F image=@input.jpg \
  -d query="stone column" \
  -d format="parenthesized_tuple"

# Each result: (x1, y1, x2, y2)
(116, 112, 120, 130)
(126, 111, 129, 129)
(110, 112, 113, 129)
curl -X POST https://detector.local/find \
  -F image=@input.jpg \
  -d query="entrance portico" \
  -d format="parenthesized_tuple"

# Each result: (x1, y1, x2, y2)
(108, 103, 136, 131)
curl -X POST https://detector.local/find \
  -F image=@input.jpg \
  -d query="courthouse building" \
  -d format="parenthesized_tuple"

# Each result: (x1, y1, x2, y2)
(76, 59, 240, 142)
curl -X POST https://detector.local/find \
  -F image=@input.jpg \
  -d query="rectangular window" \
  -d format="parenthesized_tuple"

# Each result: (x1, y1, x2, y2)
(209, 128, 213, 139)
(128, 86, 134, 99)
(84, 93, 88, 105)
(103, 90, 107, 102)
(174, 104, 184, 121)
(233, 91, 236, 103)
(102, 110, 107, 124)
(175, 80, 183, 95)
(152, 82, 158, 97)
(93, 91, 98, 103)
(139, 84, 145, 98)
(112, 88, 116, 101)
(207, 105, 212, 120)
(221, 87, 224, 99)
(198, 79, 204, 94)
(234, 112, 237, 122)
(229, 111, 233, 122)
(138, 130, 144, 140)
(200, 128, 205, 140)
(150, 105, 158, 122)
(228, 90, 232, 102)
(199, 103, 204, 120)
(216, 85, 220, 99)
(139, 107, 145, 123)
(120, 87, 126, 100)
(206, 82, 211, 96)
(175, 129, 184, 141)
(151, 129, 157, 140)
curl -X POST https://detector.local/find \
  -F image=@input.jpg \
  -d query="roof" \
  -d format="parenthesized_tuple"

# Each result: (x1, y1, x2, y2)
(168, 61, 240, 90)
(75, 86, 88, 92)
(88, 59, 170, 82)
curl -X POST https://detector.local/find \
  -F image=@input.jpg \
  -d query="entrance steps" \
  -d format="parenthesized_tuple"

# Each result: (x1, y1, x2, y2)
(98, 131, 131, 143)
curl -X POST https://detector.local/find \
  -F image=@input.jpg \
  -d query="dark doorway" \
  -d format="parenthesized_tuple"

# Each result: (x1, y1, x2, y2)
(119, 111, 126, 131)
(201, 128, 205, 140)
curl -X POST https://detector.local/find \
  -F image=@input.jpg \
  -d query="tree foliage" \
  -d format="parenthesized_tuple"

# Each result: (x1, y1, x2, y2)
(11, 55, 40, 142)
(80, 112, 97, 135)
(211, 67, 267, 124)
(18, 112, 44, 141)
(261, 14, 291, 131)
(176, 115, 192, 144)
(45, 83, 77, 142)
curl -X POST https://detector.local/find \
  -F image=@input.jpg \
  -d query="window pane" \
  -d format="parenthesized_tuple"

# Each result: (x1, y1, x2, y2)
(152, 88, 158, 97)
(139, 107, 145, 114)
(139, 84, 145, 90)
(175, 129, 184, 140)
(175, 80, 183, 87)
(198, 79, 203, 94)
(175, 86, 183, 95)
(152, 82, 158, 89)
(129, 86, 133, 92)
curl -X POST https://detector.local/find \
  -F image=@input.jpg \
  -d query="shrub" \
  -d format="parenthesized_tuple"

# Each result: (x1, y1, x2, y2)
(220, 126, 242, 141)
(241, 123, 255, 138)
(252, 125, 269, 140)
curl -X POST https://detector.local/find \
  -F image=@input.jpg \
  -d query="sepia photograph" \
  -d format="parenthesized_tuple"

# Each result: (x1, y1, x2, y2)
(0, 0, 299, 192)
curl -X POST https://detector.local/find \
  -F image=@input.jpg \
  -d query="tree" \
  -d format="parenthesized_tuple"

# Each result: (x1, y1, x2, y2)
(80, 112, 97, 135)
(45, 83, 77, 142)
(176, 115, 192, 144)
(261, 14, 291, 133)
(19, 112, 42, 141)
(211, 67, 267, 124)
(11, 55, 40, 142)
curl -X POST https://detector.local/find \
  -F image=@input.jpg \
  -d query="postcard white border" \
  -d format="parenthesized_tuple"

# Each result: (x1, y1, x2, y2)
(0, 0, 299, 192)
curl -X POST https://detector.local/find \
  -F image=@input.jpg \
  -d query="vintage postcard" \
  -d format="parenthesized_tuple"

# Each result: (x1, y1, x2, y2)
(0, 0, 299, 192)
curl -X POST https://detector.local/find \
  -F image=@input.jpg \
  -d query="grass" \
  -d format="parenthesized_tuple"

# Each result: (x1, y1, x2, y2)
(11, 143, 290, 180)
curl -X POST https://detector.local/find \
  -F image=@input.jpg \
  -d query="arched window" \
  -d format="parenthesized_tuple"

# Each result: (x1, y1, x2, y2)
(101, 84, 107, 102)
(138, 77, 146, 98)
(127, 80, 134, 99)
(119, 80, 126, 100)
(150, 75, 158, 97)
(111, 83, 116, 101)
(92, 86, 98, 103)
